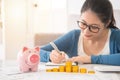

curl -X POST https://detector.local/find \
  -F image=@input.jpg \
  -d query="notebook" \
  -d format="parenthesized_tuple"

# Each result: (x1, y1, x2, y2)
(45, 62, 77, 66)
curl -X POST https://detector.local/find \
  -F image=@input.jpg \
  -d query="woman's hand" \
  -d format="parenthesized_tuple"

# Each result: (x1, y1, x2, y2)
(67, 55, 91, 64)
(50, 50, 65, 63)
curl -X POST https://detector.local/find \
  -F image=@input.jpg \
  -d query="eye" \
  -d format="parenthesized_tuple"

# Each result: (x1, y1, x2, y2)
(81, 22, 87, 26)
(90, 25, 99, 29)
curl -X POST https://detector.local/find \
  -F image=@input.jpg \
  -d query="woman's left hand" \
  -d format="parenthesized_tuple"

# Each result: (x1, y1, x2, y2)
(66, 55, 91, 64)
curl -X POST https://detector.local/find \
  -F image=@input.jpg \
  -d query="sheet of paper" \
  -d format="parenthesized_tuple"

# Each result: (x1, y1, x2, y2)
(45, 62, 77, 66)
(0, 65, 40, 80)
(94, 65, 120, 72)
(95, 72, 120, 80)
(2, 66, 22, 75)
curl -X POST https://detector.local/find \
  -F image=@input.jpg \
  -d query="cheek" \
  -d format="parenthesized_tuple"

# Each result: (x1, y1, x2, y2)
(91, 32, 102, 39)
(81, 29, 92, 35)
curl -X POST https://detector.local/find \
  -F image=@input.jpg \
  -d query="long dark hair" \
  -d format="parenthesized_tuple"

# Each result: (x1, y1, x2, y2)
(81, 0, 118, 29)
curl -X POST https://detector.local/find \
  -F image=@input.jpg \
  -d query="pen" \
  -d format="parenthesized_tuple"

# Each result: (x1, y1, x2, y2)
(50, 42, 78, 65)
(50, 42, 62, 54)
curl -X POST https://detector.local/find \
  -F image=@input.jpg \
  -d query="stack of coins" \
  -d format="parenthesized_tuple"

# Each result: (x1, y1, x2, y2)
(80, 68, 87, 73)
(65, 61, 72, 72)
(46, 61, 95, 74)
(59, 65, 65, 72)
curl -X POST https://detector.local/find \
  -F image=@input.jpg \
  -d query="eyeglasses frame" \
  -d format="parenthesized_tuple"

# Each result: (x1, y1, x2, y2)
(77, 20, 102, 33)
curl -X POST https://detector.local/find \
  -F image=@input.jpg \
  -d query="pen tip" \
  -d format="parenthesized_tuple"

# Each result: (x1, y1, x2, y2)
(74, 62, 78, 65)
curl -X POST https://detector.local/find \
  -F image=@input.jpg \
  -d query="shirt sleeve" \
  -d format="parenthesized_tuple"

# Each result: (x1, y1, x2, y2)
(91, 54, 120, 66)
(40, 49, 51, 62)
(40, 29, 78, 62)
(91, 29, 120, 66)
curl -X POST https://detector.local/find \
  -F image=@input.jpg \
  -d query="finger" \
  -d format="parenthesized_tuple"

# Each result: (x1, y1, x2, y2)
(66, 57, 77, 62)
(50, 51, 57, 62)
(61, 53, 65, 57)
(50, 54, 58, 60)
(50, 56, 59, 63)
(72, 57, 79, 62)
(51, 50, 66, 63)
(52, 50, 62, 58)
(50, 54, 62, 63)
(52, 57, 62, 63)
(51, 50, 58, 55)
(51, 50, 58, 58)
(52, 58, 59, 63)
(50, 55, 55, 62)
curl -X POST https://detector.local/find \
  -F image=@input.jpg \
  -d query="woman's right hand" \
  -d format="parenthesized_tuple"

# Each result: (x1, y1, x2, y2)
(50, 50, 65, 63)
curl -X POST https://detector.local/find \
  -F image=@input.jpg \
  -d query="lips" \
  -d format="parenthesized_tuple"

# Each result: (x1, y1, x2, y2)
(84, 35, 92, 37)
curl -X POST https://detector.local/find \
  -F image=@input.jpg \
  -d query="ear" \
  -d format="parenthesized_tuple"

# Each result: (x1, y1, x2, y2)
(23, 47, 28, 52)
(35, 47, 40, 52)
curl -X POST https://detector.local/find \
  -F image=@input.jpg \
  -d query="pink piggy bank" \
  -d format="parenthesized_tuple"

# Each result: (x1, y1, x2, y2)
(17, 47, 40, 72)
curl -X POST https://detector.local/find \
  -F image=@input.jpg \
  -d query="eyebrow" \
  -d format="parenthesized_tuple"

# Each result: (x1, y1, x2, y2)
(81, 19, 100, 26)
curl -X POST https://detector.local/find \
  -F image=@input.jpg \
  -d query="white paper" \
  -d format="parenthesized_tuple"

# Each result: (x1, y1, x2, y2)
(94, 65, 120, 72)
(45, 62, 76, 66)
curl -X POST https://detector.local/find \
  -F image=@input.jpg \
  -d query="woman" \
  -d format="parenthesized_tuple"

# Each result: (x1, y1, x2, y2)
(40, 0, 120, 66)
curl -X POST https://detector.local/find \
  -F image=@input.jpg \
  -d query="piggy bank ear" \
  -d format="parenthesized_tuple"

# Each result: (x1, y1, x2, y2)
(35, 47, 40, 52)
(23, 47, 28, 52)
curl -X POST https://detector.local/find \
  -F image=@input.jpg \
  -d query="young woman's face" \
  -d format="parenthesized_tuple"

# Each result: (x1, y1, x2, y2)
(79, 10, 107, 40)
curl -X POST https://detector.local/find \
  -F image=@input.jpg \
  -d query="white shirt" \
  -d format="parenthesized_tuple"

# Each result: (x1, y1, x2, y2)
(78, 29, 111, 56)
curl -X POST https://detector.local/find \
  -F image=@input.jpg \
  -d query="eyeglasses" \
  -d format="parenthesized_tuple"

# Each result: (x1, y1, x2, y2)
(77, 21, 101, 33)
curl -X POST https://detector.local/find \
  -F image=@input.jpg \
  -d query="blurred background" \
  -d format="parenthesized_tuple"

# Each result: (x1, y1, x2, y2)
(0, 0, 120, 61)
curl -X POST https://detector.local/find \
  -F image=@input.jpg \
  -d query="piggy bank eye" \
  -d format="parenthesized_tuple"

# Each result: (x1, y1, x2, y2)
(29, 51, 31, 53)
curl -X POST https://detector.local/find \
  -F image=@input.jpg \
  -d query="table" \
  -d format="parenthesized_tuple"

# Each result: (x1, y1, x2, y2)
(0, 60, 120, 80)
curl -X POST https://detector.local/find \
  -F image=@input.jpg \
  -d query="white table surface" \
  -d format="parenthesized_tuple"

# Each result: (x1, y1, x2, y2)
(0, 60, 120, 80)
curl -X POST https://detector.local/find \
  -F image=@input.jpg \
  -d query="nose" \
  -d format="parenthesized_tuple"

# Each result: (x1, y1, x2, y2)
(83, 27, 91, 34)
(30, 54, 40, 63)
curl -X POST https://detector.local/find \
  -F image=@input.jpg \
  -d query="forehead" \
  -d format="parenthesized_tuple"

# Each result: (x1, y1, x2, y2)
(80, 10, 103, 25)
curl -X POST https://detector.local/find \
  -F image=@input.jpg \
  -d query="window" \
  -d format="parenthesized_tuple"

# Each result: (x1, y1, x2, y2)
(28, 0, 67, 33)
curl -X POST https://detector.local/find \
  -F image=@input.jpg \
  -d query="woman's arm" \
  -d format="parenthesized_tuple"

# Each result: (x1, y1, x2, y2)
(91, 54, 120, 66)
(91, 29, 120, 66)
(67, 54, 120, 66)
(40, 29, 79, 62)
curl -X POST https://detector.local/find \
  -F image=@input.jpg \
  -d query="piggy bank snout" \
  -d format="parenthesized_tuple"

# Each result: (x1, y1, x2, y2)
(28, 54, 40, 63)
